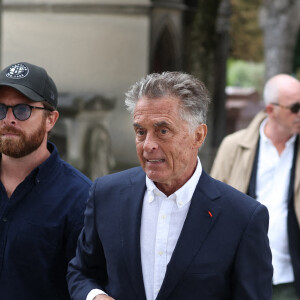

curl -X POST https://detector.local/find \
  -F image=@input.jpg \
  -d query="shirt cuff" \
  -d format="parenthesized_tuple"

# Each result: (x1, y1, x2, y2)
(86, 289, 107, 300)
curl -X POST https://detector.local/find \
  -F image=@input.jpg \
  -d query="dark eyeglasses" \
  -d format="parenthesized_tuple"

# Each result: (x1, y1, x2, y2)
(0, 103, 53, 121)
(271, 102, 300, 114)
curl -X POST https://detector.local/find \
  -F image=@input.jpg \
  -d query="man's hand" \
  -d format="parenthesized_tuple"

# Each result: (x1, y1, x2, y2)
(94, 295, 115, 300)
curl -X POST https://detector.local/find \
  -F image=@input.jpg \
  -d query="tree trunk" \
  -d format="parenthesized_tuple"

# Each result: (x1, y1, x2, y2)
(260, 0, 300, 80)
(184, 0, 231, 170)
(212, 0, 231, 147)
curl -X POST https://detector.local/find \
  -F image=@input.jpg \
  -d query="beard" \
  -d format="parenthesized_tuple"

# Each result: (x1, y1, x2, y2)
(0, 117, 47, 158)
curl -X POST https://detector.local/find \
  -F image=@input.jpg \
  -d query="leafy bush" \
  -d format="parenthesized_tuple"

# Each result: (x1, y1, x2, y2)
(227, 59, 265, 93)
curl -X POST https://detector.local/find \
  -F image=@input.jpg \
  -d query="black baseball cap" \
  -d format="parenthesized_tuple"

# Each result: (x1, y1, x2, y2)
(0, 62, 58, 109)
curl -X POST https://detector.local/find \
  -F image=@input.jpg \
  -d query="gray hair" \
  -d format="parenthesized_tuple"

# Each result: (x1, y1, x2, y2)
(263, 77, 279, 105)
(125, 72, 211, 131)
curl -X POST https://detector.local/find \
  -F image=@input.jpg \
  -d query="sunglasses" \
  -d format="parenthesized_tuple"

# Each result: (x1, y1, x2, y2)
(271, 102, 300, 114)
(0, 103, 53, 121)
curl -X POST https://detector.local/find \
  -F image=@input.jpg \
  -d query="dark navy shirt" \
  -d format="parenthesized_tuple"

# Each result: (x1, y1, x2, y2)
(0, 142, 92, 300)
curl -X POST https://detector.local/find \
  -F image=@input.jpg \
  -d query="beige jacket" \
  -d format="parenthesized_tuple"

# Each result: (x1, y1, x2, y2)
(211, 111, 300, 224)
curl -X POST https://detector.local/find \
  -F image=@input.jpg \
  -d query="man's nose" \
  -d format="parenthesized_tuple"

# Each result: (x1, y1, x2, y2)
(143, 133, 158, 152)
(3, 107, 16, 124)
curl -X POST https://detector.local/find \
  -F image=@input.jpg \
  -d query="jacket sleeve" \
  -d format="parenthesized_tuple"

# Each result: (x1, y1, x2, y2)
(232, 203, 273, 300)
(67, 179, 108, 300)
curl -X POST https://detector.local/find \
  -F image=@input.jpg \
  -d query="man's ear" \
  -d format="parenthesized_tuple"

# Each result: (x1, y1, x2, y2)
(46, 110, 59, 132)
(265, 104, 274, 116)
(193, 124, 207, 148)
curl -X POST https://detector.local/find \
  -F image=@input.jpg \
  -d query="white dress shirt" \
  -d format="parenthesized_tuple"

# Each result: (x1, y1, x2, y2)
(257, 119, 296, 285)
(140, 157, 202, 300)
(86, 157, 202, 300)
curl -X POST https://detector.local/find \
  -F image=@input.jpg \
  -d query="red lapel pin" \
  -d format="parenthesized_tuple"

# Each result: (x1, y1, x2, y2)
(208, 211, 213, 218)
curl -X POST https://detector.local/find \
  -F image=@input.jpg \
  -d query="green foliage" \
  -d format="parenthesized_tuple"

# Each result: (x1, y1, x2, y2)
(227, 59, 265, 92)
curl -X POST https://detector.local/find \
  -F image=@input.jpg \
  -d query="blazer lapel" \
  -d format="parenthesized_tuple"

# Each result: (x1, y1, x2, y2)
(156, 171, 221, 300)
(120, 168, 147, 300)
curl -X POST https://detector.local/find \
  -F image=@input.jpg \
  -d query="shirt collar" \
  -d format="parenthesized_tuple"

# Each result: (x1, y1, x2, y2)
(146, 157, 202, 208)
(34, 142, 60, 181)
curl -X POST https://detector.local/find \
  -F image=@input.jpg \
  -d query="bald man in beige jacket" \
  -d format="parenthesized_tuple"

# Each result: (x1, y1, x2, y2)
(211, 74, 300, 300)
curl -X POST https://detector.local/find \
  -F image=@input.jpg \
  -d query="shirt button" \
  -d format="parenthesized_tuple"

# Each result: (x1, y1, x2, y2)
(158, 251, 164, 256)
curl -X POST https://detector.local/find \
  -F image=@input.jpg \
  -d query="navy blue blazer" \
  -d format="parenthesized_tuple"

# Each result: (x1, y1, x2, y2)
(67, 167, 273, 300)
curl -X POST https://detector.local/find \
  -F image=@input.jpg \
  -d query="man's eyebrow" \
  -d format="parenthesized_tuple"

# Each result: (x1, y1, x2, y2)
(154, 121, 169, 127)
(133, 123, 142, 128)
(133, 121, 170, 128)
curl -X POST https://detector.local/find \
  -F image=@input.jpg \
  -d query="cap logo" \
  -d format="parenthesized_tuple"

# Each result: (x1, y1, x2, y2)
(6, 63, 29, 79)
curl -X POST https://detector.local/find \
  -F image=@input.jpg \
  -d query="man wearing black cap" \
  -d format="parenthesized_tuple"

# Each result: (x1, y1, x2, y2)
(0, 62, 92, 300)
